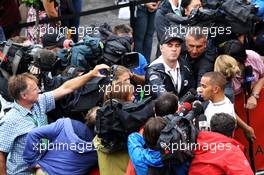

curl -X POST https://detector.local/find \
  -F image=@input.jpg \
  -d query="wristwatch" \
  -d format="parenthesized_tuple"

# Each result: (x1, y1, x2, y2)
(251, 93, 260, 99)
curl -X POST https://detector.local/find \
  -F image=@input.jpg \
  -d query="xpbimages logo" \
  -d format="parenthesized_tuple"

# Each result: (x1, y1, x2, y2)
(33, 140, 95, 153)
(28, 24, 99, 38)
(98, 84, 166, 96)
(164, 25, 232, 38)
(160, 140, 234, 154)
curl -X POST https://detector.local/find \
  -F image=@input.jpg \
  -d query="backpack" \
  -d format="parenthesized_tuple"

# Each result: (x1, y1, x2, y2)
(0, 40, 33, 78)
(69, 35, 104, 70)
(95, 97, 154, 153)
(157, 115, 199, 172)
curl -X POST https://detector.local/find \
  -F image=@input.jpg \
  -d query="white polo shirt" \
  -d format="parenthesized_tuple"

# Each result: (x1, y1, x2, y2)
(204, 96, 236, 128)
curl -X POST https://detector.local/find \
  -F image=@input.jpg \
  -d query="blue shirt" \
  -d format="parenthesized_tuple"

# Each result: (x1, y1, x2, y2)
(128, 133, 163, 175)
(23, 118, 97, 175)
(0, 92, 55, 175)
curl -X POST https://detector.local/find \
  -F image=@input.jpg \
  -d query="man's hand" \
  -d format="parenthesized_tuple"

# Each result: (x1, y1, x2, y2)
(53, 64, 110, 100)
(244, 126, 256, 142)
(90, 64, 110, 78)
(145, 2, 159, 12)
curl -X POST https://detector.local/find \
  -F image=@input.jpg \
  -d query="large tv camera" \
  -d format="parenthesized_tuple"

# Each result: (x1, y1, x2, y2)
(167, 0, 263, 36)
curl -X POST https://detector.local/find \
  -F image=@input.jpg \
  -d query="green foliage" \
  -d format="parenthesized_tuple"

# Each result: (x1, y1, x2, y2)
(21, 0, 40, 6)
(22, 0, 56, 7)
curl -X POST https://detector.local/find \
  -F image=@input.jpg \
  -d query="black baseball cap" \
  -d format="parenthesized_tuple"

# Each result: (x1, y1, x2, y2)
(160, 32, 183, 45)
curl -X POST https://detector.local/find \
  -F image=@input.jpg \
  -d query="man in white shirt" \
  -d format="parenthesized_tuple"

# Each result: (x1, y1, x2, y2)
(199, 72, 236, 128)
(199, 72, 256, 142)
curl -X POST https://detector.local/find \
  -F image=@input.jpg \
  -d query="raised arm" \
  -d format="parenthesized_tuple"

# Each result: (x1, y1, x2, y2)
(52, 64, 109, 100)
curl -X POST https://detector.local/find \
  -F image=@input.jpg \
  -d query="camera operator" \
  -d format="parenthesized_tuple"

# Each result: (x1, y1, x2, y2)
(189, 113, 254, 175)
(0, 64, 109, 175)
(183, 27, 217, 88)
(146, 32, 194, 98)
(112, 24, 148, 77)
(154, 0, 202, 56)
(93, 81, 135, 175)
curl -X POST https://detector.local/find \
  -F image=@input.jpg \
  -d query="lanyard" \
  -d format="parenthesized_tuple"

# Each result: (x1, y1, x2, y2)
(30, 114, 39, 127)
(168, 68, 180, 93)
(28, 112, 49, 149)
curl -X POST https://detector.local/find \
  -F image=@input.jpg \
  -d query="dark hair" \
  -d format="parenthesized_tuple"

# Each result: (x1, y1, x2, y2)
(154, 92, 178, 116)
(210, 113, 236, 137)
(203, 72, 227, 90)
(143, 117, 167, 149)
(8, 73, 38, 100)
(220, 39, 247, 64)
(181, 0, 192, 8)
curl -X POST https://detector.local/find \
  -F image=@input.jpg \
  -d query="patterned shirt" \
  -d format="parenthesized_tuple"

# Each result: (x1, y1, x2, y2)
(0, 92, 55, 175)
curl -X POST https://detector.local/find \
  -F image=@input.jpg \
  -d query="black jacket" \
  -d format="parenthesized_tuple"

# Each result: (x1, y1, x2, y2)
(155, 0, 175, 41)
(145, 57, 194, 98)
(182, 40, 217, 88)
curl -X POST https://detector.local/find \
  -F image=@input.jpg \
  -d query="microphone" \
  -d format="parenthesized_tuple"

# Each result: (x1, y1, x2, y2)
(244, 65, 254, 95)
(179, 88, 197, 104)
(197, 114, 208, 131)
(185, 100, 204, 121)
(177, 102, 192, 117)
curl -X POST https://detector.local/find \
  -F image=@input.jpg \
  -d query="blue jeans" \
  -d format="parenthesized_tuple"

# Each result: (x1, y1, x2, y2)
(134, 6, 156, 62)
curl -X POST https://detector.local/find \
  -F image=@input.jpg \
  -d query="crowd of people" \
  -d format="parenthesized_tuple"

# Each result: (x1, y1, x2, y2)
(0, 0, 264, 174)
